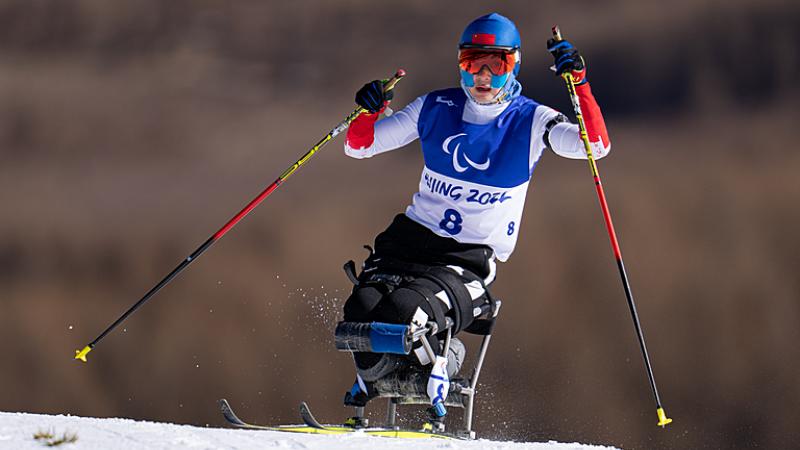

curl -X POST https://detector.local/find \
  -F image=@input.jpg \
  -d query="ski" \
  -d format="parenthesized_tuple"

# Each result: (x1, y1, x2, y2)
(298, 400, 457, 439)
(219, 399, 456, 439)
(298, 401, 326, 429)
(219, 398, 341, 434)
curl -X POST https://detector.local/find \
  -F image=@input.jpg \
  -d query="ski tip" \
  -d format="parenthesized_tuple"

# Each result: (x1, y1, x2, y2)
(219, 398, 247, 427)
(74, 345, 92, 363)
(299, 401, 314, 419)
(219, 398, 236, 416)
(299, 401, 325, 429)
(656, 407, 673, 428)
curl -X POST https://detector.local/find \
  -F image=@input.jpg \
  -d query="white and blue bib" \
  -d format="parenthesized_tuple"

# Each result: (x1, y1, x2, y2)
(405, 88, 540, 261)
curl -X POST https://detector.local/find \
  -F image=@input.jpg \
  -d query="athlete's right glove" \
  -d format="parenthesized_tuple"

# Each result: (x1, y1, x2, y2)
(546, 38, 587, 85)
(355, 80, 394, 113)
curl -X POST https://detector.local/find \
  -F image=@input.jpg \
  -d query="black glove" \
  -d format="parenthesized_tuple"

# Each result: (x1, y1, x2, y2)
(546, 38, 586, 84)
(355, 80, 394, 113)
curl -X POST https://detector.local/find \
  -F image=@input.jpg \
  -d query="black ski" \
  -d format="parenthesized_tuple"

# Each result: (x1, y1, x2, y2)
(219, 399, 284, 431)
(299, 401, 326, 429)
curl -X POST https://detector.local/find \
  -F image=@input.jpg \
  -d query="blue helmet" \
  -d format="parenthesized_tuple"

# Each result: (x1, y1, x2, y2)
(459, 13, 521, 53)
(458, 13, 522, 91)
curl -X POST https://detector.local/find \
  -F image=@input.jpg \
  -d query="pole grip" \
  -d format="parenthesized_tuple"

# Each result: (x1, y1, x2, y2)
(551, 25, 563, 42)
(383, 69, 406, 93)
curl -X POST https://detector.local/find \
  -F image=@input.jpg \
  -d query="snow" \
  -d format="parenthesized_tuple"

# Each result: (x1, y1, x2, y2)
(0, 411, 620, 450)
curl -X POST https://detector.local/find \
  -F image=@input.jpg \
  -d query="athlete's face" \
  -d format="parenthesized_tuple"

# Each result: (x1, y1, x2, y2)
(468, 66, 501, 102)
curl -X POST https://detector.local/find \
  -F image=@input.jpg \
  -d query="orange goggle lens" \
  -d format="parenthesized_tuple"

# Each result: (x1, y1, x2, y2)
(458, 49, 516, 75)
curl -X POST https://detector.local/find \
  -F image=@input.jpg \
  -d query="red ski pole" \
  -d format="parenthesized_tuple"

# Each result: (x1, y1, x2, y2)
(551, 26, 672, 428)
(75, 70, 406, 363)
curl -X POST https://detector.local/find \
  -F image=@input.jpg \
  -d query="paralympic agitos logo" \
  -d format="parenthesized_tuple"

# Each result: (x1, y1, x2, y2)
(441, 133, 490, 173)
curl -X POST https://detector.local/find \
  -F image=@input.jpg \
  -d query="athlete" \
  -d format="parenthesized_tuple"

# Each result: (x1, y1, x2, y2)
(338, 13, 610, 423)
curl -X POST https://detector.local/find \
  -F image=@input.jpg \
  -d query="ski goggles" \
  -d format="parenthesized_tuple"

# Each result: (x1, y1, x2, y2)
(458, 49, 517, 76)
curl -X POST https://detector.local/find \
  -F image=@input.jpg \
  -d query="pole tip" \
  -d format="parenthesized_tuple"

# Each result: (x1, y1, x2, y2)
(395, 69, 407, 78)
(74, 345, 92, 363)
(656, 407, 673, 428)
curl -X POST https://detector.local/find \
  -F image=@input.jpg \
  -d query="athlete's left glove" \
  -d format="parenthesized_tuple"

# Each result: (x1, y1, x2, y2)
(355, 80, 394, 113)
(546, 38, 587, 85)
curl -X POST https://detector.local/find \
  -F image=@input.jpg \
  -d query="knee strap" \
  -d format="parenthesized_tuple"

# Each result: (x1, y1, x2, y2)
(417, 268, 468, 333)
(400, 282, 449, 332)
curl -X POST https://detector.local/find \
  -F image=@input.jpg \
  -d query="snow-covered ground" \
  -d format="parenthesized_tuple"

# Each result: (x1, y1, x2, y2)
(0, 411, 620, 450)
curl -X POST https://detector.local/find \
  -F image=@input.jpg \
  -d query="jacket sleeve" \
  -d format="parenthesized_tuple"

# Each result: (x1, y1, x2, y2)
(539, 82, 611, 161)
(344, 95, 426, 159)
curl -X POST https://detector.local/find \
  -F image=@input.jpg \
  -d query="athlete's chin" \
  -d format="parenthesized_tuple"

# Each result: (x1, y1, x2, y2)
(470, 90, 494, 102)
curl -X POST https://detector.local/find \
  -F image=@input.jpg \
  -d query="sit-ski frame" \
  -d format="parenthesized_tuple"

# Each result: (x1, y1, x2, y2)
(349, 299, 501, 439)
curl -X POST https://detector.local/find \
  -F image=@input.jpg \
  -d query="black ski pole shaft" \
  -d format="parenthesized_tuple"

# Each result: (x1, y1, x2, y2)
(551, 25, 672, 428)
(75, 69, 406, 363)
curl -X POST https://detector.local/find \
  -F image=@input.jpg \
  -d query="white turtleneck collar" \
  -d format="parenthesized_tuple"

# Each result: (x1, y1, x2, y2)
(462, 97, 511, 125)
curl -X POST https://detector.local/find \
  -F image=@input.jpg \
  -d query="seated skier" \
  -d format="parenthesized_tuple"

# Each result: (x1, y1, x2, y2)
(338, 12, 611, 426)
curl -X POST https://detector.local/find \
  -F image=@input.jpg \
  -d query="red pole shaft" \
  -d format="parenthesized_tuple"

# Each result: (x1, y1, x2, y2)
(213, 178, 282, 240)
(593, 176, 622, 259)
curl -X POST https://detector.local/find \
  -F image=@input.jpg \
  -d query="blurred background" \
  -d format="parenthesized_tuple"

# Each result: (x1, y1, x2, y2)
(1, 0, 798, 448)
